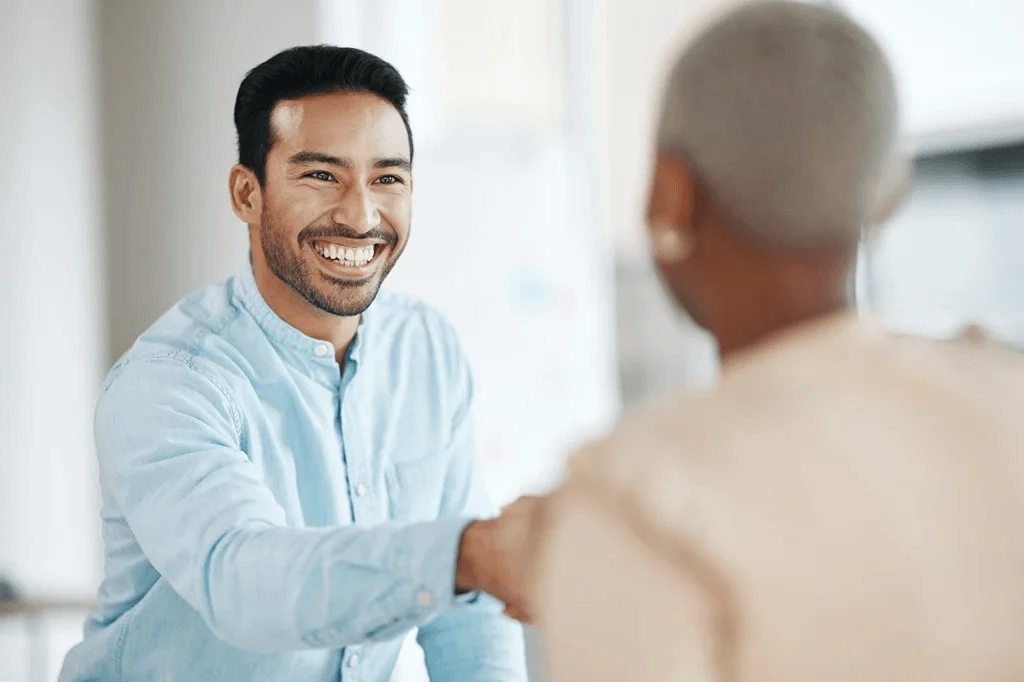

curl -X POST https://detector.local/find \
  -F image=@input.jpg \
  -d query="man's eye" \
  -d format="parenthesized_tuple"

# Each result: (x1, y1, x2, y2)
(377, 175, 403, 185)
(306, 171, 334, 182)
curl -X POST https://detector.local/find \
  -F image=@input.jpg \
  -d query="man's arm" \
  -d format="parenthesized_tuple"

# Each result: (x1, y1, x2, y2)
(415, 332, 527, 681)
(97, 355, 473, 653)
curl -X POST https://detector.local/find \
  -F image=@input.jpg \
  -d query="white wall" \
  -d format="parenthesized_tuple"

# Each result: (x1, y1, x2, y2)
(438, 0, 566, 132)
(0, 1, 105, 678)
(841, 0, 1024, 153)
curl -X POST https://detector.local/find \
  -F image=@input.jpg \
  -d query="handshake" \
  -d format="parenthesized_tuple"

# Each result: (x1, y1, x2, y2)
(454, 496, 549, 623)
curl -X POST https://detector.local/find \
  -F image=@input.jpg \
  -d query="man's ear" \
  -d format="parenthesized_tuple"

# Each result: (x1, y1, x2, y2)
(229, 164, 263, 225)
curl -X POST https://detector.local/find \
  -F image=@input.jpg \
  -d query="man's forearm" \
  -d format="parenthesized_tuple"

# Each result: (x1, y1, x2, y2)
(193, 518, 472, 651)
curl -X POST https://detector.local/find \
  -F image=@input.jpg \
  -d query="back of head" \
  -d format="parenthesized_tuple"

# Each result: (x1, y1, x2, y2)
(657, 0, 903, 250)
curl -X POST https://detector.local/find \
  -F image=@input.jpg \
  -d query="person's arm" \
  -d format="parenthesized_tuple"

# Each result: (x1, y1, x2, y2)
(414, 334, 527, 681)
(97, 355, 473, 653)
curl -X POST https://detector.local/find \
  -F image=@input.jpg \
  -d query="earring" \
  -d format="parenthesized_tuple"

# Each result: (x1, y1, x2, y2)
(649, 221, 693, 263)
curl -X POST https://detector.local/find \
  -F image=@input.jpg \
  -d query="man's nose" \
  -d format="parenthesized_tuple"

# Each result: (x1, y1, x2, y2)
(331, 184, 379, 233)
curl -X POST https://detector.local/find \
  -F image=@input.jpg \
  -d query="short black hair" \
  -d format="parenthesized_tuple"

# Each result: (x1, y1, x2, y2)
(234, 45, 413, 184)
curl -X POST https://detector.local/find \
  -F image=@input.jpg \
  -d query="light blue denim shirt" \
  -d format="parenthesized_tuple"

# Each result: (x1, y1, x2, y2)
(60, 263, 526, 681)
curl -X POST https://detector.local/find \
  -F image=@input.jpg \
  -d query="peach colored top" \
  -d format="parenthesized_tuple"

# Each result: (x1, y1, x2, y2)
(537, 315, 1024, 682)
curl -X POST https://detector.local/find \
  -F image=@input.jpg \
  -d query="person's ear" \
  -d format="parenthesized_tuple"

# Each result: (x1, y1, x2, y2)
(646, 152, 697, 263)
(229, 164, 263, 225)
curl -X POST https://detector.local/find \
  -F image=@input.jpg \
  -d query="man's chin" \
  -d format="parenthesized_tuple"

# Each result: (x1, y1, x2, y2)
(303, 280, 383, 318)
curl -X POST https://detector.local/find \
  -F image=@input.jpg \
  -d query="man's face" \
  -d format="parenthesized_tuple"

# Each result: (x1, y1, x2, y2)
(255, 91, 412, 317)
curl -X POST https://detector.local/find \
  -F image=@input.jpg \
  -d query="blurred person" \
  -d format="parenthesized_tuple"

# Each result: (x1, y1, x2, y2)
(490, 2, 1024, 680)
(61, 45, 528, 682)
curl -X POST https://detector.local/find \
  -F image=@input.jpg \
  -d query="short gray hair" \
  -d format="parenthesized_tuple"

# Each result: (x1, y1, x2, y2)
(656, 0, 904, 249)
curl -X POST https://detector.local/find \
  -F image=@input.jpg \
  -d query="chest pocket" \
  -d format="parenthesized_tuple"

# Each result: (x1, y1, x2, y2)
(384, 455, 448, 522)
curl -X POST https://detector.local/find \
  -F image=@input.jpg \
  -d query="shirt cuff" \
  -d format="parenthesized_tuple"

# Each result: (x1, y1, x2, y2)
(414, 519, 505, 612)
(361, 516, 475, 642)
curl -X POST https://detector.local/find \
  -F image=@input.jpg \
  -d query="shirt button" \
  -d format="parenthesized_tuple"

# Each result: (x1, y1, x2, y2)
(355, 483, 367, 497)
(346, 653, 360, 668)
(313, 343, 330, 357)
(416, 590, 433, 608)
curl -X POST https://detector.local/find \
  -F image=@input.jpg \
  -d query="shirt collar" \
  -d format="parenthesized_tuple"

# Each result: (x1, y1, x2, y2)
(234, 256, 368, 370)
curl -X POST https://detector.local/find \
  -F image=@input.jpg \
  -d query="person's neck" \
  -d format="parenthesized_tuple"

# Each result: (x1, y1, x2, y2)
(715, 291, 849, 362)
(251, 254, 359, 364)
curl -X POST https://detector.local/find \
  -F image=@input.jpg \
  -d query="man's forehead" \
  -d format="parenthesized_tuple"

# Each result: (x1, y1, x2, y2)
(268, 92, 408, 153)
(270, 102, 304, 142)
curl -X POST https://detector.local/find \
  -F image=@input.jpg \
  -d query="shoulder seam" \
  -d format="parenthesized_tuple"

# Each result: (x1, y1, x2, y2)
(109, 352, 246, 447)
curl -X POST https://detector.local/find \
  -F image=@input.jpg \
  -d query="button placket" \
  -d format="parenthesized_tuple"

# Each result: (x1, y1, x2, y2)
(338, 363, 371, 524)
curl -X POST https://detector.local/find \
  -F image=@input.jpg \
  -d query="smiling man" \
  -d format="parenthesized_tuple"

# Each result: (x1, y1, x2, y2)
(60, 46, 526, 682)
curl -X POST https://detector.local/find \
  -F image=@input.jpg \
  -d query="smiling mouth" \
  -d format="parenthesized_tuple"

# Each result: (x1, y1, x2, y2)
(311, 240, 380, 268)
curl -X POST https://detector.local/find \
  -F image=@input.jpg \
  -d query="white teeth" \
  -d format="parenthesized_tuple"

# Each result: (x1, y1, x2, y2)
(314, 241, 376, 266)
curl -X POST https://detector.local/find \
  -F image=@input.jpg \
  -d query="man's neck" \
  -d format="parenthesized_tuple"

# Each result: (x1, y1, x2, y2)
(252, 260, 359, 364)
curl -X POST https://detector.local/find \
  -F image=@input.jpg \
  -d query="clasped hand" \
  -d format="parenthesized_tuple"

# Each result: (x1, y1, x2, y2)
(455, 495, 548, 623)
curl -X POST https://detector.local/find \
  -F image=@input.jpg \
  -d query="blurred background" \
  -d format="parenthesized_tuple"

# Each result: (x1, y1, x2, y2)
(1, 0, 1022, 680)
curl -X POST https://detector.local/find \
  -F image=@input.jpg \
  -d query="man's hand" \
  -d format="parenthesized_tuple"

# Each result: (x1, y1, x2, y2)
(455, 495, 547, 623)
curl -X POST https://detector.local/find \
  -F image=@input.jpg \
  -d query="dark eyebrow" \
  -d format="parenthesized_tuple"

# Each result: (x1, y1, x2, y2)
(374, 157, 412, 172)
(288, 150, 350, 167)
